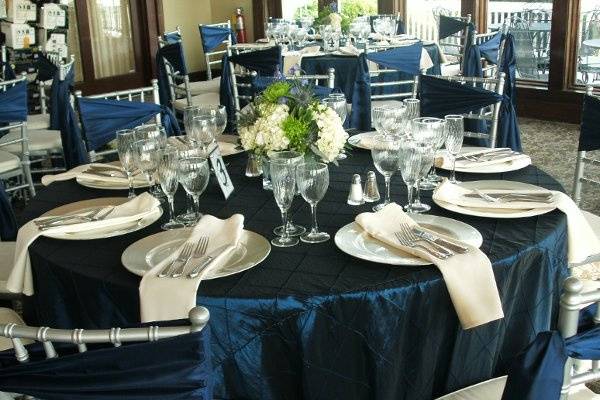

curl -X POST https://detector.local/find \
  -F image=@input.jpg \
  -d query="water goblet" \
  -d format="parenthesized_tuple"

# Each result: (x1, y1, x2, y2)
(191, 115, 217, 154)
(371, 134, 403, 211)
(133, 139, 161, 197)
(177, 157, 210, 222)
(444, 115, 465, 184)
(296, 162, 330, 243)
(176, 147, 204, 225)
(372, 105, 389, 134)
(270, 158, 299, 248)
(403, 98, 421, 133)
(116, 129, 137, 199)
(412, 117, 446, 191)
(269, 151, 306, 237)
(198, 105, 227, 138)
(410, 144, 436, 213)
(401, 141, 425, 213)
(296, 27, 308, 48)
(158, 146, 184, 230)
(135, 125, 168, 149)
(183, 105, 200, 135)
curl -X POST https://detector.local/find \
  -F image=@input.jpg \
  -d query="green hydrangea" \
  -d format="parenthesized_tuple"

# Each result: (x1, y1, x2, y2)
(261, 81, 292, 105)
(282, 113, 313, 153)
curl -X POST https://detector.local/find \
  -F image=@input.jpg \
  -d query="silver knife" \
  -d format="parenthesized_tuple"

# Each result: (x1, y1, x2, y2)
(186, 244, 232, 279)
(455, 148, 511, 161)
(413, 227, 469, 254)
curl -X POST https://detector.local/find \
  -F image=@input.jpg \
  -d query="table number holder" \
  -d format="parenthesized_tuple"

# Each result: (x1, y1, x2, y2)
(207, 143, 234, 199)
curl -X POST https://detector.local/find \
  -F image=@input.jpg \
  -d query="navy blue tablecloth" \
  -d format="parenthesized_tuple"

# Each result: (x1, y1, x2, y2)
(20, 149, 568, 400)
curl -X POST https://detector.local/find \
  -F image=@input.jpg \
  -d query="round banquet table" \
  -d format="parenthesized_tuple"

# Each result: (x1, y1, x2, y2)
(19, 150, 568, 400)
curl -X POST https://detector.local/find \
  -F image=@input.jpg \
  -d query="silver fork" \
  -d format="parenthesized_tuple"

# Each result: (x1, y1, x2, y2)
(394, 231, 449, 259)
(172, 237, 209, 278)
(157, 242, 194, 278)
(472, 189, 553, 204)
(37, 206, 115, 230)
(35, 207, 105, 227)
(399, 223, 454, 257)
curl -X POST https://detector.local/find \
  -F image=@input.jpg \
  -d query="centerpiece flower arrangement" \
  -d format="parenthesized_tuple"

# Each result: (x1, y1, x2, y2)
(238, 80, 348, 163)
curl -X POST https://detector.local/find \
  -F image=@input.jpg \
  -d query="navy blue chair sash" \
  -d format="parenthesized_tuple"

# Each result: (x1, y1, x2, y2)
(502, 325, 600, 400)
(2, 60, 16, 81)
(0, 82, 27, 123)
(156, 43, 188, 107)
(228, 46, 282, 75)
(0, 329, 213, 400)
(350, 53, 372, 131)
(439, 15, 470, 40)
(366, 42, 423, 75)
(0, 181, 16, 241)
(79, 97, 180, 151)
(479, 32, 502, 64)
(579, 94, 600, 151)
(200, 25, 236, 53)
(36, 52, 58, 83)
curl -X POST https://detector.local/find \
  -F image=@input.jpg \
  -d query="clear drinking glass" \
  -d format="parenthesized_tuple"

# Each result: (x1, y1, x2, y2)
(401, 141, 425, 213)
(323, 94, 348, 160)
(176, 147, 204, 225)
(177, 157, 210, 222)
(198, 105, 227, 138)
(183, 105, 200, 135)
(371, 134, 403, 211)
(296, 162, 330, 244)
(133, 139, 161, 197)
(135, 125, 168, 149)
(382, 105, 407, 136)
(269, 151, 306, 237)
(403, 98, 421, 133)
(158, 147, 184, 230)
(191, 115, 217, 154)
(410, 144, 436, 213)
(116, 129, 137, 199)
(270, 159, 299, 248)
(444, 115, 465, 184)
(372, 105, 390, 134)
(411, 117, 446, 191)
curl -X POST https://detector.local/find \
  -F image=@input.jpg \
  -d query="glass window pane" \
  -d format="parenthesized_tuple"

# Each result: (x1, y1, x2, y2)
(87, 0, 136, 79)
(575, 0, 600, 84)
(338, 0, 377, 19)
(488, 0, 553, 82)
(282, 0, 317, 20)
(406, 0, 460, 42)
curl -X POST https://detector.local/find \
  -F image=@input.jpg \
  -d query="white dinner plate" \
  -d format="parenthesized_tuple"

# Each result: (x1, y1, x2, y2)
(218, 135, 244, 157)
(347, 131, 378, 150)
(40, 197, 162, 240)
(121, 228, 271, 279)
(437, 147, 532, 174)
(334, 214, 483, 266)
(433, 180, 557, 219)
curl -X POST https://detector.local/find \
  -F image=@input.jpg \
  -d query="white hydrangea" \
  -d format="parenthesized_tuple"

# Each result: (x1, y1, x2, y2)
(313, 107, 348, 162)
(239, 104, 290, 154)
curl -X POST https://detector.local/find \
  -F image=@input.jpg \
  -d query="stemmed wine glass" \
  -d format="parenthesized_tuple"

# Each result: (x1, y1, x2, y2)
(270, 158, 299, 247)
(296, 162, 330, 243)
(176, 147, 204, 225)
(371, 134, 403, 211)
(158, 146, 184, 230)
(323, 94, 348, 159)
(444, 115, 465, 184)
(401, 141, 426, 213)
(135, 125, 168, 149)
(198, 105, 227, 140)
(403, 98, 420, 133)
(419, 117, 449, 190)
(191, 116, 216, 154)
(133, 139, 161, 197)
(177, 157, 210, 222)
(116, 129, 137, 199)
(372, 105, 389, 134)
(410, 144, 436, 213)
(270, 151, 306, 237)
(183, 105, 200, 135)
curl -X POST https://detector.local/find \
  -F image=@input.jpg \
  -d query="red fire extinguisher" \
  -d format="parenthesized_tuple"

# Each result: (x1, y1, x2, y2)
(234, 7, 247, 43)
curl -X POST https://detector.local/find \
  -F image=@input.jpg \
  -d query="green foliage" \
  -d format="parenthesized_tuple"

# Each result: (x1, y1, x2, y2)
(292, 2, 318, 19)
(261, 81, 292, 105)
(312, 0, 377, 32)
(282, 111, 314, 153)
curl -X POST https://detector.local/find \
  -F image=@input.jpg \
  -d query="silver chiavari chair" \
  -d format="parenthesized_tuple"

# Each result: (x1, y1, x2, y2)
(0, 46, 7, 81)
(0, 76, 35, 199)
(471, 24, 509, 78)
(75, 80, 162, 162)
(285, 68, 335, 89)
(437, 276, 600, 399)
(364, 43, 424, 107)
(433, 73, 505, 148)
(433, 10, 472, 76)
(199, 21, 233, 81)
(158, 28, 220, 113)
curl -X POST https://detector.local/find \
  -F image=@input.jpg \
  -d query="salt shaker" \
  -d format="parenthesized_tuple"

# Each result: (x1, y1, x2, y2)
(363, 171, 381, 202)
(347, 174, 365, 205)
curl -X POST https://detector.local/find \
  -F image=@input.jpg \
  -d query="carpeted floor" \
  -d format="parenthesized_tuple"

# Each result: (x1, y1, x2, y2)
(520, 117, 600, 214)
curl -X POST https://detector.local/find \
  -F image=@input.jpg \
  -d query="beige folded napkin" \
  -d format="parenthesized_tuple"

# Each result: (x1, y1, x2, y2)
(354, 132, 377, 149)
(355, 203, 503, 329)
(218, 141, 238, 156)
(9, 193, 160, 296)
(139, 214, 244, 322)
(433, 180, 600, 264)
(41, 163, 145, 186)
(437, 148, 532, 170)
(337, 44, 362, 56)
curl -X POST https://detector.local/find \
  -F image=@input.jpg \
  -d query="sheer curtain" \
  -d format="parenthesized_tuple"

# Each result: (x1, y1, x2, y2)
(87, 0, 136, 79)
(65, 0, 83, 82)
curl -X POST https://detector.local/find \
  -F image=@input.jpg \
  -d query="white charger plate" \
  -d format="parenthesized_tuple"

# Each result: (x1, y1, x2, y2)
(438, 146, 532, 174)
(433, 180, 557, 219)
(334, 214, 483, 266)
(347, 131, 377, 150)
(121, 228, 271, 279)
(40, 197, 162, 240)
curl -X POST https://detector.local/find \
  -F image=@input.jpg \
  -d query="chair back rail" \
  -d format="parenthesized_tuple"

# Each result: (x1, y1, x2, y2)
(200, 21, 233, 81)
(573, 85, 600, 205)
(158, 29, 194, 109)
(0, 306, 209, 363)
(558, 277, 600, 398)
(472, 24, 508, 78)
(433, 11, 472, 75)
(365, 44, 423, 101)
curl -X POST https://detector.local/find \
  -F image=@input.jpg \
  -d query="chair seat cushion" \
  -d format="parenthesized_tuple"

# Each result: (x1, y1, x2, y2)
(435, 376, 506, 400)
(0, 130, 62, 153)
(173, 92, 221, 111)
(441, 63, 461, 77)
(0, 242, 15, 296)
(0, 307, 26, 351)
(27, 113, 50, 130)
(583, 210, 600, 241)
(183, 78, 221, 96)
(0, 151, 20, 173)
